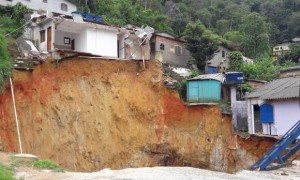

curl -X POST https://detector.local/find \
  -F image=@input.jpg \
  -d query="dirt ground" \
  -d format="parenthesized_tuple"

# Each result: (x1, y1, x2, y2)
(1, 151, 299, 180)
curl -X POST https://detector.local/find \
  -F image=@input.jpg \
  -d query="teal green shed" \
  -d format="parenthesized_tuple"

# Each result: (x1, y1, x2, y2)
(187, 74, 224, 103)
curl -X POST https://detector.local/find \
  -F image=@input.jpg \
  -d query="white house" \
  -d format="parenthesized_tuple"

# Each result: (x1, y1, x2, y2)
(0, 0, 77, 16)
(30, 14, 118, 57)
(245, 75, 300, 136)
(28, 13, 153, 59)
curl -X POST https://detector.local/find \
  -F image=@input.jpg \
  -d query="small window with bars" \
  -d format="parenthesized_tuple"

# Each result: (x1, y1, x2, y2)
(61, 3, 68, 11)
(175, 45, 182, 56)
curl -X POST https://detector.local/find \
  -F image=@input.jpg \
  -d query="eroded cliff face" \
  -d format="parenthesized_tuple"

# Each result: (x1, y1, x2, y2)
(0, 58, 275, 172)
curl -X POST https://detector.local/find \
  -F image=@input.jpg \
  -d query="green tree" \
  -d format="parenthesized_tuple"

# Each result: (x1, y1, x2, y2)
(228, 51, 243, 71)
(224, 31, 243, 49)
(183, 20, 227, 71)
(287, 11, 300, 38)
(240, 13, 270, 59)
(281, 44, 300, 64)
(0, 32, 12, 91)
(240, 56, 294, 81)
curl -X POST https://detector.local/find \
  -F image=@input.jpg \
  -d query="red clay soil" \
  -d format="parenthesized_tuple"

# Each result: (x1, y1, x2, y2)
(0, 58, 276, 173)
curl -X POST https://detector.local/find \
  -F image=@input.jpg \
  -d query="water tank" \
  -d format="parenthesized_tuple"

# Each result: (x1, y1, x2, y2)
(225, 72, 244, 84)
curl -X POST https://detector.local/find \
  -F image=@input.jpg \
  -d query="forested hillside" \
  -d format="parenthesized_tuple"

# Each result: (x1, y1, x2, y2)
(0, 0, 299, 87)
(66, 0, 299, 73)
(70, 0, 300, 45)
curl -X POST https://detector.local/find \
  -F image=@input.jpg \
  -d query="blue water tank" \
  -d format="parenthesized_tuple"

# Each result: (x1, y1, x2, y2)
(225, 72, 244, 84)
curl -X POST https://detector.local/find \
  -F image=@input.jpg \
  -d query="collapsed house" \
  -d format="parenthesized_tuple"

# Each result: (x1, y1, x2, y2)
(17, 11, 154, 63)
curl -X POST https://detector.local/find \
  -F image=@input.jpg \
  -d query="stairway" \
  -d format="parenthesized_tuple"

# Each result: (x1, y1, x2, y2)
(251, 120, 300, 171)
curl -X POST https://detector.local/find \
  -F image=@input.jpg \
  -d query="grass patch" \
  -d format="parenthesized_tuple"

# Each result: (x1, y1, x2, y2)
(0, 163, 14, 180)
(10, 157, 33, 168)
(32, 160, 64, 172)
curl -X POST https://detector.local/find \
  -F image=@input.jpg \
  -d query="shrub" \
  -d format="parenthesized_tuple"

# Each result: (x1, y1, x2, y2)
(0, 163, 14, 180)
(176, 79, 187, 102)
(32, 160, 64, 172)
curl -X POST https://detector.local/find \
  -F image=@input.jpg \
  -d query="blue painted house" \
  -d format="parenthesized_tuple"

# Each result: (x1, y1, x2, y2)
(187, 74, 225, 103)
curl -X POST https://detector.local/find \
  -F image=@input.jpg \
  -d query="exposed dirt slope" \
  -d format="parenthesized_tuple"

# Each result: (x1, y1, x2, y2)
(0, 58, 275, 173)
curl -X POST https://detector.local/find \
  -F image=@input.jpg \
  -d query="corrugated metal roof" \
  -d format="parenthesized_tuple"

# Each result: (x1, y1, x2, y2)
(245, 76, 300, 100)
(189, 73, 225, 83)
(280, 65, 300, 72)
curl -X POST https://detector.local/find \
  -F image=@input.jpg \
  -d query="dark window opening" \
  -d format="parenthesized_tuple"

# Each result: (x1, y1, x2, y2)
(150, 42, 155, 52)
(253, 104, 262, 133)
(160, 43, 165, 50)
(175, 45, 182, 56)
(61, 3, 68, 11)
(40, 30, 45, 43)
(43, 0, 47, 3)
(222, 50, 225, 57)
(64, 37, 70, 44)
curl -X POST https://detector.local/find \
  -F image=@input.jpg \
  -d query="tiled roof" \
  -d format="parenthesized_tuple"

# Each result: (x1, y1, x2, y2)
(245, 76, 300, 100)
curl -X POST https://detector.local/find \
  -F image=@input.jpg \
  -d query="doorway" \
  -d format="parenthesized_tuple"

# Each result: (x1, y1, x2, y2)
(47, 27, 52, 51)
(253, 104, 262, 133)
(71, 39, 75, 50)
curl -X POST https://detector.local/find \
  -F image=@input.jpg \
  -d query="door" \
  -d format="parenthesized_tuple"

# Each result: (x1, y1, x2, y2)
(188, 81, 199, 102)
(71, 39, 75, 50)
(253, 104, 263, 133)
(47, 27, 52, 51)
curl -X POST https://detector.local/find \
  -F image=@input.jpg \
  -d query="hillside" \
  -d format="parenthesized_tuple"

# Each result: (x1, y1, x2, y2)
(71, 0, 300, 44)
(0, 58, 276, 173)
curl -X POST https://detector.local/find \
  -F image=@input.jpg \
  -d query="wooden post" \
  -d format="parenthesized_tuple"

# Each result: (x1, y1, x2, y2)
(10, 77, 23, 154)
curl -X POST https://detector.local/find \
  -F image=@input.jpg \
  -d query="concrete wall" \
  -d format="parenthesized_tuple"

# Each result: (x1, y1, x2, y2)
(271, 99, 300, 136)
(75, 29, 87, 52)
(86, 28, 118, 57)
(31, 20, 53, 52)
(236, 101, 248, 131)
(0, 0, 77, 15)
(54, 31, 77, 50)
(151, 36, 189, 67)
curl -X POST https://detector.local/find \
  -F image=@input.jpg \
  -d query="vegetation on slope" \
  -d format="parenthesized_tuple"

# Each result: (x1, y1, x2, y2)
(68, 0, 297, 78)
(0, 3, 31, 91)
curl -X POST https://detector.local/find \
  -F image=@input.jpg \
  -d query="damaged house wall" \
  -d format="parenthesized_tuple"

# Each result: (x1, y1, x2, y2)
(150, 33, 190, 67)
(86, 28, 118, 57)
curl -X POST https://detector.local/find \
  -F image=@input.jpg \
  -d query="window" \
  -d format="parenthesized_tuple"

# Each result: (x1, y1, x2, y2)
(64, 37, 70, 44)
(160, 43, 165, 50)
(40, 30, 45, 43)
(6, 0, 13, 1)
(43, 0, 47, 3)
(61, 3, 68, 11)
(275, 47, 279, 50)
(150, 42, 155, 52)
(222, 50, 225, 57)
(24, 0, 30, 1)
(175, 45, 182, 56)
